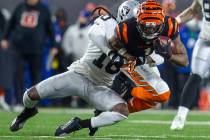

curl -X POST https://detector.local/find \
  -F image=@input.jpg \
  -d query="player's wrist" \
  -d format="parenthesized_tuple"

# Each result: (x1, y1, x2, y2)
(175, 16, 182, 24)
(118, 48, 127, 56)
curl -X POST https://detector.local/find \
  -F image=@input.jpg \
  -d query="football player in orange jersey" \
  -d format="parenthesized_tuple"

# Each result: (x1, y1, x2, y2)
(109, 0, 188, 113)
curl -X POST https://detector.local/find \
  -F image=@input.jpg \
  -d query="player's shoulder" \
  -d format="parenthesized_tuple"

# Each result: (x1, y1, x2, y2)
(94, 15, 118, 28)
(161, 16, 179, 40)
(118, 17, 137, 27)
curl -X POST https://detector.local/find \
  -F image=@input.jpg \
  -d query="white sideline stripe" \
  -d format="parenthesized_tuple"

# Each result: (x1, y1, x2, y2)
(129, 120, 210, 125)
(1, 135, 210, 139)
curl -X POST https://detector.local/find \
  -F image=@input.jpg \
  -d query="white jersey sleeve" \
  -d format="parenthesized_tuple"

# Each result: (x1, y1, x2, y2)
(199, 0, 210, 40)
(68, 16, 120, 86)
(88, 15, 116, 56)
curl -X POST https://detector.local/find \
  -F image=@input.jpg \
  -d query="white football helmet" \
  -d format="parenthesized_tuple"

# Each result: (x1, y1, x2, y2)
(117, 0, 140, 23)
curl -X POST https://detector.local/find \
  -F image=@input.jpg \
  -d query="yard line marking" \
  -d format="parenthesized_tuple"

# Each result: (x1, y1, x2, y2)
(129, 120, 210, 125)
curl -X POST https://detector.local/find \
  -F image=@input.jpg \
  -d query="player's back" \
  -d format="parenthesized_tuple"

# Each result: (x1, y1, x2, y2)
(69, 15, 120, 86)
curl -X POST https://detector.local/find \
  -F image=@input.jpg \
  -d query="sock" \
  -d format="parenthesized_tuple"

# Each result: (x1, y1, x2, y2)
(91, 111, 127, 128)
(180, 74, 201, 108)
(177, 106, 189, 119)
(23, 90, 38, 108)
(78, 119, 91, 128)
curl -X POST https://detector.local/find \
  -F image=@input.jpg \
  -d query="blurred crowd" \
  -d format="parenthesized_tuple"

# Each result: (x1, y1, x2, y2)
(0, 0, 209, 112)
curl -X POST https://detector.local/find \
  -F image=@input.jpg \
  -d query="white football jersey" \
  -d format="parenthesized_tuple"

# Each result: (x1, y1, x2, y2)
(68, 15, 120, 86)
(197, 0, 210, 39)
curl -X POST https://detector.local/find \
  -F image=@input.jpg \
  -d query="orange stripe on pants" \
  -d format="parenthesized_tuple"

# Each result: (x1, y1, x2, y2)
(128, 98, 156, 113)
(131, 87, 171, 103)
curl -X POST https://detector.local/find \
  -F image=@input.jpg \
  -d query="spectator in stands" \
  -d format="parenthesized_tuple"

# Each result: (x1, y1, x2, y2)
(52, 8, 69, 74)
(85, 2, 96, 14)
(62, 10, 90, 62)
(162, 0, 176, 16)
(0, 9, 10, 111)
(62, 10, 91, 107)
(0, 0, 57, 110)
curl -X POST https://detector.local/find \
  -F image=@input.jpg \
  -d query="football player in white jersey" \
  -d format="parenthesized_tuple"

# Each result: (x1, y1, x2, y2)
(64, 0, 188, 136)
(9, 5, 138, 136)
(171, 0, 210, 130)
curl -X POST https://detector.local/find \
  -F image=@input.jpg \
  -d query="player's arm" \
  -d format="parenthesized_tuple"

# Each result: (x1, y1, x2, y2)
(154, 36, 188, 67)
(88, 17, 135, 63)
(108, 36, 136, 62)
(88, 19, 113, 56)
(169, 36, 189, 67)
(108, 23, 137, 62)
(176, 0, 201, 24)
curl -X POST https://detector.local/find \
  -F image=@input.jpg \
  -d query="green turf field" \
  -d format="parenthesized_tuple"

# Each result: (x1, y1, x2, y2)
(1, 109, 210, 140)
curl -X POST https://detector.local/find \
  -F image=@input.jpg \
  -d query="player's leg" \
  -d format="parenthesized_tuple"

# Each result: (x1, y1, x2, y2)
(123, 65, 171, 112)
(87, 72, 133, 136)
(55, 83, 129, 136)
(171, 39, 210, 130)
(128, 97, 156, 113)
(10, 71, 85, 132)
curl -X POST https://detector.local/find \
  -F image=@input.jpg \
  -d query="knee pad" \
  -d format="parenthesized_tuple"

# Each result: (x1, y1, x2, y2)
(23, 89, 38, 108)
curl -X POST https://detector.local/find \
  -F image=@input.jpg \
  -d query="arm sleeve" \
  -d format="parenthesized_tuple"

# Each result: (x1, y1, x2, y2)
(161, 16, 179, 40)
(88, 20, 113, 56)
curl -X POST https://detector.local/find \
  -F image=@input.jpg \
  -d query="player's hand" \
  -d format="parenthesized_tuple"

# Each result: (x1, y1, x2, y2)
(109, 52, 124, 67)
(153, 39, 172, 59)
(0, 39, 9, 50)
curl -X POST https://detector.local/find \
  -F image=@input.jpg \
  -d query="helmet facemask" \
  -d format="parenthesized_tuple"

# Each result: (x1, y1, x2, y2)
(137, 0, 165, 40)
(137, 20, 164, 40)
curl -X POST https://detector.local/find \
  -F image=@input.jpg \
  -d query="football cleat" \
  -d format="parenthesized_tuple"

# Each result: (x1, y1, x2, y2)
(89, 127, 98, 136)
(55, 117, 82, 136)
(10, 107, 38, 132)
(88, 110, 103, 136)
(170, 115, 186, 130)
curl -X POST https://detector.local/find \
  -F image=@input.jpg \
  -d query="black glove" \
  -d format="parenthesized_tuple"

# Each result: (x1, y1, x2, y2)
(108, 51, 124, 67)
(153, 39, 172, 59)
(136, 57, 146, 66)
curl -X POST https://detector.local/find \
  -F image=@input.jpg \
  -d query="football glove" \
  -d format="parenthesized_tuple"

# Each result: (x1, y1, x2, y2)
(153, 39, 172, 59)
(108, 51, 124, 67)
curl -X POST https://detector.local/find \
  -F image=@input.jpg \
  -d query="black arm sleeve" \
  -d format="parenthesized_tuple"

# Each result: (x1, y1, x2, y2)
(161, 16, 179, 40)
